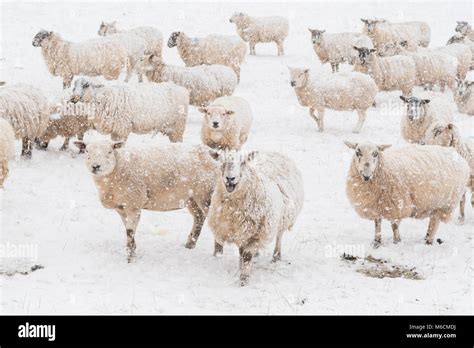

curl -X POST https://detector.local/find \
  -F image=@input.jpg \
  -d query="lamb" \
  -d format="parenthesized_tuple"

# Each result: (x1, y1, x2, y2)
(0, 119, 15, 188)
(167, 32, 246, 79)
(447, 34, 474, 69)
(69, 78, 189, 142)
(97, 22, 164, 82)
(208, 150, 304, 286)
(0, 83, 50, 157)
(435, 43, 472, 80)
(400, 95, 454, 144)
(308, 28, 373, 72)
(135, 54, 238, 106)
(423, 123, 474, 224)
(353, 46, 416, 97)
(455, 21, 474, 42)
(32, 30, 127, 89)
(198, 96, 253, 150)
(75, 140, 220, 261)
(455, 79, 474, 115)
(229, 12, 289, 56)
(345, 141, 469, 246)
(289, 67, 377, 133)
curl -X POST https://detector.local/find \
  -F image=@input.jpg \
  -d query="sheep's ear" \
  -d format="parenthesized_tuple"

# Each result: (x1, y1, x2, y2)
(112, 141, 124, 149)
(467, 81, 474, 87)
(0, 81, 5, 86)
(421, 99, 430, 105)
(353, 46, 360, 51)
(399, 95, 408, 103)
(74, 141, 86, 150)
(225, 110, 235, 116)
(377, 144, 391, 151)
(303, 69, 309, 74)
(308, 28, 314, 33)
(370, 48, 377, 53)
(344, 141, 357, 150)
(197, 107, 207, 114)
(361, 19, 367, 23)
(447, 123, 454, 130)
(243, 150, 258, 164)
(209, 149, 220, 161)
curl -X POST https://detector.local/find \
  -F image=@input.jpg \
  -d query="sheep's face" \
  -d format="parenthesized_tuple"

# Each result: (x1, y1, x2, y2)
(455, 21, 469, 35)
(456, 79, 474, 98)
(307, 28, 325, 45)
(345, 142, 391, 182)
(423, 123, 456, 147)
(97, 21, 117, 36)
(82, 141, 124, 176)
(70, 78, 94, 103)
(288, 67, 309, 88)
(135, 54, 160, 73)
(198, 105, 235, 131)
(361, 19, 385, 34)
(168, 32, 182, 48)
(32, 30, 52, 47)
(400, 96, 430, 121)
(447, 33, 464, 45)
(229, 12, 247, 25)
(353, 46, 377, 66)
(211, 150, 258, 194)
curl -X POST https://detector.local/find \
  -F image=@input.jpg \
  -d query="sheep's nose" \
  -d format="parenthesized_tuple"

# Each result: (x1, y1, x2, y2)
(92, 164, 101, 172)
(290, 81, 296, 86)
(229, 19, 232, 23)
(226, 176, 236, 183)
(213, 122, 219, 128)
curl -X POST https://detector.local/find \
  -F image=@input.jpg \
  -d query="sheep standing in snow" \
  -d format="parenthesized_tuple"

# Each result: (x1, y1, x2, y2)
(0, 119, 15, 188)
(436, 43, 472, 80)
(97, 22, 163, 82)
(208, 150, 304, 286)
(345, 141, 469, 246)
(353, 46, 416, 97)
(455, 21, 474, 42)
(423, 123, 474, 224)
(76, 140, 220, 261)
(198, 96, 253, 150)
(0, 83, 50, 157)
(455, 79, 474, 115)
(229, 12, 289, 56)
(167, 32, 246, 79)
(32, 30, 128, 89)
(135, 54, 238, 106)
(400, 95, 454, 144)
(308, 29, 373, 73)
(447, 33, 474, 69)
(69, 78, 189, 142)
(289, 67, 377, 133)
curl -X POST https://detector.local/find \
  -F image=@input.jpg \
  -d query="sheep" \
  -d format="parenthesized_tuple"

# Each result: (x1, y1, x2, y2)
(423, 123, 474, 224)
(0, 83, 50, 157)
(135, 54, 238, 106)
(308, 28, 373, 73)
(69, 78, 189, 142)
(167, 32, 246, 79)
(455, 79, 474, 115)
(447, 34, 474, 69)
(345, 141, 469, 246)
(353, 46, 416, 97)
(198, 96, 253, 150)
(32, 30, 128, 89)
(208, 150, 304, 286)
(289, 67, 377, 133)
(455, 21, 474, 42)
(75, 140, 220, 261)
(0, 119, 15, 188)
(97, 22, 164, 83)
(229, 12, 289, 56)
(399, 95, 454, 144)
(435, 43, 472, 80)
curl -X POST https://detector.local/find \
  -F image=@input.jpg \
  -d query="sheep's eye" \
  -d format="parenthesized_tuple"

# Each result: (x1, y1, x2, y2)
(83, 82, 89, 88)
(434, 128, 442, 137)
(372, 152, 378, 157)
(356, 150, 362, 157)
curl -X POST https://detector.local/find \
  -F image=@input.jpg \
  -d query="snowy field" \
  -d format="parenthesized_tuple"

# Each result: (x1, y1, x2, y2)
(0, 0, 473, 314)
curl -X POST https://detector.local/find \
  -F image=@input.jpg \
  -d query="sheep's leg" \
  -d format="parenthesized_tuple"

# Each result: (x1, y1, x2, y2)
(21, 137, 32, 158)
(59, 137, 70, 151)
(34, 138, 48, 150)
(214, 241, 224, 256)
(233, 66, 241, 81)
(77, 133, 86, 154)
(457, 192, 466, 225)
(138, 74, 143, 83)
(117, 209, 141, 262)
(272, 230, 283, 262)
(63, 75, 73, 89)
(185, 198, 205, 249)
(373, 218, 382, 248)
(124, 57, 134, 83)
(238, 247, 253, 286)
(249, 42, 256, 55)
(440, 82, 446, 93)
(425, 215, 440, 245)
(330, 63, 337, 73)
(167, 129, 183, 143)
(0, 162, 8, 188)
(276, 40, 284, 56)
(309, 107, 324, 131)
(353, 110, 366, 133)
(391, 219, 401, 244)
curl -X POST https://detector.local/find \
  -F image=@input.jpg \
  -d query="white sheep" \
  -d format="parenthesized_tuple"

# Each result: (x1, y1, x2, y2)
(455, 21, 474, 42)
(345, 141, 469, 246)
(0, 118, 15, 188)
(135, 54, 238, 106)
(75, 140, 220, 261)
(399, 95, 454, 144)
(308, 29, 373, 72)
(435, 43, 472, 80)
(447, 33, 474, 69)
(229, 12, 289, 56)
(423, 123, 474, 224)
(198, 96, 253, 150)
(69, 78, 189, 142)
(208, 150, 304, 286)
(0, 83, 50, 157)
(353, 46, 416, 97)
(289, 67, 377, 133)
(97, 22, 164, 83)
(167, 32, 246, 79)
(32, 30, 128, 89)
(455, 79, 474, 115)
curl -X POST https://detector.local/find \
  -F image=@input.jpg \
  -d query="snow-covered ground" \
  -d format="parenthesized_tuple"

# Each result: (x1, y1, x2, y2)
(1, 0, 473, 314)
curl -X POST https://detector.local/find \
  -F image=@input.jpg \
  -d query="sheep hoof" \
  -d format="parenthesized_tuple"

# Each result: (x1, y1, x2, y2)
(185, 240, 196, 249)
(213, 243, 224, 256)
(425, 239, 433, 245)
(456, 217, 465, 225)
(372, 240, 381, 248)
(393, 238, 401, 244)
(272, 254, 281, 263)
(59, 146, 68, 151)
(239, 275, 249, 287)
(352, 129, 361, 134)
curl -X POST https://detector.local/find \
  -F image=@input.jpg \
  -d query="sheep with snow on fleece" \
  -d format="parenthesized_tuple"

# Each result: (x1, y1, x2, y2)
(208, 150, 304, 286)
(167, 32, 246, 79)
(353, 46, 416, 97)
(0, 119, 15, 188)
(455, 79, 474, 115)
(435, 43, 472, 80)
(0, 83, 50, 158)
(229, 12, 289, 56)
(135, 54, 238, 106)
(75, 140, 220, 261)
(400, 94, 454, 144)
(423, 122, 474, 224)
(447, 33, 474, 69)
(69, 78, 189, 142)
(97, 21, 163, 82)
(32, 30, 127, 89)
(198, 96, 252, 150)
(455, 21, 474, 42)
(289, 67, 377, 133)
(308, 28, 373, 73)
(345, 141, 469, 246)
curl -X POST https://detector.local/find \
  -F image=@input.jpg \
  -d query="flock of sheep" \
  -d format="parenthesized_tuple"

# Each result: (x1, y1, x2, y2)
(0, 12, 473, 286)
